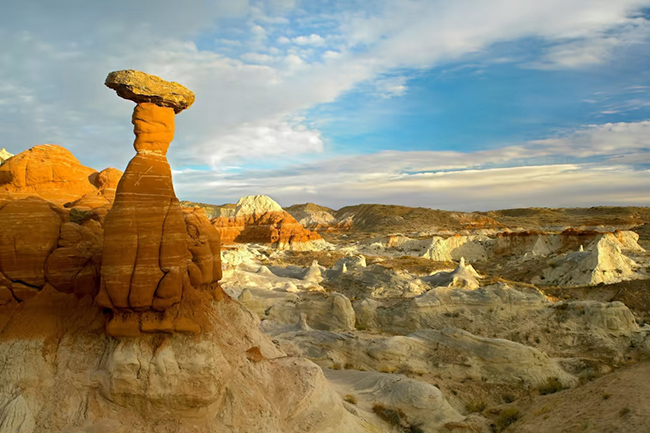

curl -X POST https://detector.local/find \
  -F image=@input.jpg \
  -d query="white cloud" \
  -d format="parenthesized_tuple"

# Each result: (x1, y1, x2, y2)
(191, 115, 324, 168)
(291, 34, 325, 45)
(173, 120, 650, 210)
(374, 76, 408, 98)
(241, 52, 275, 63)
(530, 16, 650, 69)
(251, 24, 267, 39)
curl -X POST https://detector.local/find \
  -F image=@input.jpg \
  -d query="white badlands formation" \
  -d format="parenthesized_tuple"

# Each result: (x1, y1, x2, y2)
(234, 194, 284, 217)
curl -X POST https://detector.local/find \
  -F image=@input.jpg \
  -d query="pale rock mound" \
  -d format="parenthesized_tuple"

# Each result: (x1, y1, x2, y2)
(0, 291, 371, 432)
(235, 194, 284, 217)
(324, 369, 473, 432)
(269, 325, 576, 389)
(533, 233, 641, 287)
(0, 148, 13, 164)
(284, 203, 337, 231)
(422, 257, 480, 289)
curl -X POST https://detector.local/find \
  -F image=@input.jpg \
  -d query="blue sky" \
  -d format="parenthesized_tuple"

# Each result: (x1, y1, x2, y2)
(1, 0, 650, 210)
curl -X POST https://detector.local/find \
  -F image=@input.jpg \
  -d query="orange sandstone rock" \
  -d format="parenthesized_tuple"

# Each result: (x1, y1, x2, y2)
(0, 197, 63, 289)
(212, 210, 321, 247)
(98, 70, 219, 337)
(45, 222, 103, 296)
(97, 103, 190, 313)
(184, 208, 223, 288)
(0, 145, 99, 206)
(0, 144, 122, 208)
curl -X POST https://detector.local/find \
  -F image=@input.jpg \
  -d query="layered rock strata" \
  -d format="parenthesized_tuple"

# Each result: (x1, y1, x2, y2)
(97, 70, 219, 336)
(212, 195, 321, 249)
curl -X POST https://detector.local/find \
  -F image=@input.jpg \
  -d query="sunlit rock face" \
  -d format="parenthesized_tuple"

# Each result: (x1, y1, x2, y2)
(0, 144, 118, 206)
(97, 70, 222, 337)
(212, 195, 323, 250)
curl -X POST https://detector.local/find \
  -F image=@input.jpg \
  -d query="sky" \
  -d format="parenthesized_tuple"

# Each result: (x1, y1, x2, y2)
(1, 0, 650, 211)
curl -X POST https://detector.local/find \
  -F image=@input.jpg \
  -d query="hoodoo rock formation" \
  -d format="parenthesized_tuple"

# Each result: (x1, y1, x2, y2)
(97, 70, 219, 337)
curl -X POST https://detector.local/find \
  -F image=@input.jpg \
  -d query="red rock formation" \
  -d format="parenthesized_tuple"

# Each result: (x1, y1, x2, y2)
(0, 197, 65, 303)
(45, 221, 103, 296)
(213, 211, 321, 246)
(96, 103, 191, 315)
(211, 196, 321, 248)
(97, 70, 222, 337)
(184, 207, 223, 288)
(0, 144, 122, 208)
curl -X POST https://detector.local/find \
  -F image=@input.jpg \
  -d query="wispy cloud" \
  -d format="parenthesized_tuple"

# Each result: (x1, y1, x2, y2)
(173, 120, 650, 210)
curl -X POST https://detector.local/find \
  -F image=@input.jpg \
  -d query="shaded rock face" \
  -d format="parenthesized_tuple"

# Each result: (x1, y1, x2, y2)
(0, 144, 117, 206)
(184, 207, 223, 288)
(0, 197, 63, 302)
(0, 195, 105, 305)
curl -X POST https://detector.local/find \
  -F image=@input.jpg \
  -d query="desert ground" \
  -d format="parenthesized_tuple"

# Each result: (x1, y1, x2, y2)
(183, 194, 650, 433)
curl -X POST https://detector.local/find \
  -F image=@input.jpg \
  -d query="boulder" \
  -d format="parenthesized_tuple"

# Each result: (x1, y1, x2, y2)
(105, 69, 195, 113)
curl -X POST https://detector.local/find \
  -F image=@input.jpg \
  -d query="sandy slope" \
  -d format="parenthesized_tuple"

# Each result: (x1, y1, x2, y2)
(511, 362, 650, 433)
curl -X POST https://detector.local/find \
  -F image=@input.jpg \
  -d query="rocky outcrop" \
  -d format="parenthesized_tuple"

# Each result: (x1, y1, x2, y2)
(422, 257, 480, 289)
(184, 207, 223, 288)
(0, 148, 13, 164)
(284, 203, 337, 231)
(0, 289, 371, 432)
(105, 69, 195, 113)
(0, 144, 120, 207)
(0, 197, 64, 303)
(212, 195, 322, 249)
(97, 70, 220, 337)
(533, 233, 642, 287)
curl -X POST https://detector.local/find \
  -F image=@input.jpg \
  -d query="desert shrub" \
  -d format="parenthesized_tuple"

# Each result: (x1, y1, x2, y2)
(619, 407, 631, 417)
(344, 394, 357, 405)
(372, 403, 407, 427)
(495, 407, 520, 431)
(465, 400, 487, 413)
(538, 377, 567, 395)
(601, 393, 611, 400)
(502, 394, 515, 403)
(372, 403, 424, 432)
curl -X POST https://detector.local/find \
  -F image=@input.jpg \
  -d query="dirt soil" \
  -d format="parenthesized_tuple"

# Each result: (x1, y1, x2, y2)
(505, 362, 650, 433)
(483, 206, 650, 231)
(334, 203, 503, 235)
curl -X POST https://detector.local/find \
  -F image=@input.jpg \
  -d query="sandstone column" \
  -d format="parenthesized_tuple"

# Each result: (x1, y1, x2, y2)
(97, 70, 202, 337)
